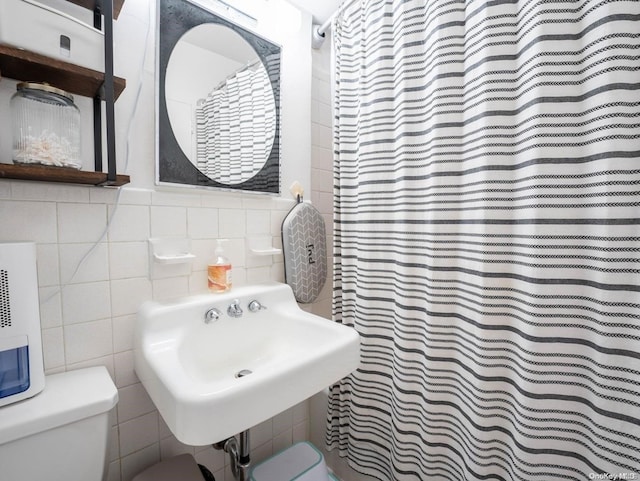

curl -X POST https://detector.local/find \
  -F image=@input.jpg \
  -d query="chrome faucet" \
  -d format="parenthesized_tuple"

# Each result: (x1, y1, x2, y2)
(227, 299, 244, 318)
(204, 307, 222, 324)
(248, 300, 266, 312)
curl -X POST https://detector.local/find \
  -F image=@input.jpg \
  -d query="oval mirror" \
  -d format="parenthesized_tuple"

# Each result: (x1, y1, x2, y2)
(157, 0, 281, 194)
(165, 24, 276, 184)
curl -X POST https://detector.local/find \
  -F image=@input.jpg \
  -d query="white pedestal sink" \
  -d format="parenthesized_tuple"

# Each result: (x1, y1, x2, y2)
(134, 282, 360, 446)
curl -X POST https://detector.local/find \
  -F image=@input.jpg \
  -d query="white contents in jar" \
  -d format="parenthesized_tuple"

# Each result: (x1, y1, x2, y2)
(13, 130, 81, 169)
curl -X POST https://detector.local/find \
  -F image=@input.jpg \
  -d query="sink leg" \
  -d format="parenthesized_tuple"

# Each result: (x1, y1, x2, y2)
(213, 430, 251, 481)
(239, 430, 251, 480)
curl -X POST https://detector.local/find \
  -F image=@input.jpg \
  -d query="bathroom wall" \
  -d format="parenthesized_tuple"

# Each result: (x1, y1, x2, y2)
(308, 33, 334, 320)
(0, 1, 316, 480)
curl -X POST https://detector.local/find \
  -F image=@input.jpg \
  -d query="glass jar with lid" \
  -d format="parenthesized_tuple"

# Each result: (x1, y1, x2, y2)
(11, 82, 81, 169)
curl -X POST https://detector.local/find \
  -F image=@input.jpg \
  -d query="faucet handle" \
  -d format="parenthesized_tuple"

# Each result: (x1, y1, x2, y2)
(227, 299, 244, 318)
(204, 307, 222, 324)
(248, 300, 266, 312)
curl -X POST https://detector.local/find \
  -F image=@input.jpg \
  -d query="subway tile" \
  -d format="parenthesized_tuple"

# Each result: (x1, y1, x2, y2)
(194, 447, 226, 474)
(270, 210, 287, 236)
(111, 278, 153, 317)
(67, 355, 115, 379)
(117, 383, 156, 423)
(0, 200, 57, 242)
(315, 192, 333, 215)
(242, 196, 275, 211)
(315, 78, 332, 105)
(293, 401, 309, 424)
(292, 421, 308, 444)
(158, 415, 173, 440)
(159, 436, 195, 460)
(250, 441, 273, 467)
(113, 314, 136, 353)
(58, 203, 107, 243)
(250, 419, 273, 448)
(225, 238, 246, 268)
(190, 239, 214, 272)
(152, 191, 201, 207)
(106, 460, 121, 481)
(110, 425, 120, 462)
(246, 210, 271, 235)
(188, 270, 209, 295)
(39, 286, 62, 328)
(272, 429, 293, 454)
(311, 145, 333, 170)
(150, 206, 187, 238)
(119, 188, 154, 205)
(316, 101, 333, 127)
(311, 123, 332, 149)
(108, 205, 150, 242)
(120, 443, 160, 481)
(187, 207, 219, 239)
(63, 318, 113, 364)
(42, 327, 65, 370)
(201, 191, 244, 209)
(61, 281, 111, 325)
(231, 267, 247, 287)
(114, 350, 139, 388)
(270, 262, 285, 283)
(219, 209, 246, 238)
(89, 187, 119, 205)
(272, 408, 293, 435)
(11, 182, 90, 203)
(109, 242, 149, 280)
(311, 168, 333, 194)
(59, 242, 110, 284)
(119, 412, 159, 457)
(272, 197, 293, 212)
(247, 266, 271, 283)
(36, 243, 60, 287)
(152, 276, 189, 301)
(0, 182, 10, 199)
(212, 468, 224, 481)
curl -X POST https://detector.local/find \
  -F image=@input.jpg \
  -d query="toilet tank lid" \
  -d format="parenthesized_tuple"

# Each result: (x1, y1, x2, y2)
(0, 366, 118, 446)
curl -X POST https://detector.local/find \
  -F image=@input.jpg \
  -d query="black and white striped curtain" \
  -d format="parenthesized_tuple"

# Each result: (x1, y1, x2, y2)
(328, 1, 640, 480)
(195, 65, 275, 184)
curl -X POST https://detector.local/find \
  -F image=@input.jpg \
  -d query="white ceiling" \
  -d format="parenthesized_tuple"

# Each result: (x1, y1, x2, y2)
(285, 0, 344, 25)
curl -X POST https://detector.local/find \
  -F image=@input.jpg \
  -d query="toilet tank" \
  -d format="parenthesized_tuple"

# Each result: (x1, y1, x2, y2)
(0, 366, 118, 481)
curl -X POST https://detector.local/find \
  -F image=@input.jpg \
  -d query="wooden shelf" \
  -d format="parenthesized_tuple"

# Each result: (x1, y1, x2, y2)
(0, 0, 129, 188)
(0, 45, 126, 100)
(0, 163, 130, 187)
(65, 0, 125, 19)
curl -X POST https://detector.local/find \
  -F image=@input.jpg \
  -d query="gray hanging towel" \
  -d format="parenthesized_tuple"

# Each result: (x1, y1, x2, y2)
(281, 196, 327, 303)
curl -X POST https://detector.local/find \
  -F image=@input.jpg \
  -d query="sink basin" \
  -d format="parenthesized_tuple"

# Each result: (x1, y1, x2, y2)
(134, 282, 360, 445)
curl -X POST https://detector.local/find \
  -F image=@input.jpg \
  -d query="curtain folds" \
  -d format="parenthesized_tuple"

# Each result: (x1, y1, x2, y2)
(328, 1, 640, 480)
(195, 65, 275, 184)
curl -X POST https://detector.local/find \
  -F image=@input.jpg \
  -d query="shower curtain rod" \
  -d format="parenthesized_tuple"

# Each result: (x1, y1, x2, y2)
(312, 0, 357, 48)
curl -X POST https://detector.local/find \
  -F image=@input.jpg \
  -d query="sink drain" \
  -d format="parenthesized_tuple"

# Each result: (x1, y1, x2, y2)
(235, 369, 253, 378)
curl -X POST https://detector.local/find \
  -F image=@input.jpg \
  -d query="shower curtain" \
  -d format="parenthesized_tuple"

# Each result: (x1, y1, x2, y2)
(195, 65, 275, 183)
(328, 1, 640, 480)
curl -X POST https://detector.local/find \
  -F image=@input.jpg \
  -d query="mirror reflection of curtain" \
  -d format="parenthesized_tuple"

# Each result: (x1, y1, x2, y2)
(196, 65, 275, 184)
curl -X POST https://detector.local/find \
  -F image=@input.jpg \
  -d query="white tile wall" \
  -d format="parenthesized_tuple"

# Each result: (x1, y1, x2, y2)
(0, 0, 320, 479)
(0, 180, 310, 481)
(308, 42, 335, 321)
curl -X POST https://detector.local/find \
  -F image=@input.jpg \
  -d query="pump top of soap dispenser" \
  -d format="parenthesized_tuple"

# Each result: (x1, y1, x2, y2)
(214, 239, 229, 263)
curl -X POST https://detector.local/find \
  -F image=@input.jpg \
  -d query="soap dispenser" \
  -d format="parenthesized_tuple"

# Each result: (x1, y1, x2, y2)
(208, 239, 232, 293)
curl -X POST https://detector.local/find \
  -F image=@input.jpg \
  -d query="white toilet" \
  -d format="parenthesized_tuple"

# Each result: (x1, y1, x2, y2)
(0, 366, 118, 481)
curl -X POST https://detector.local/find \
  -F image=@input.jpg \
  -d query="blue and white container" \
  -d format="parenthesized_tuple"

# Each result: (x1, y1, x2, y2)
(0, 242, 45, 407)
